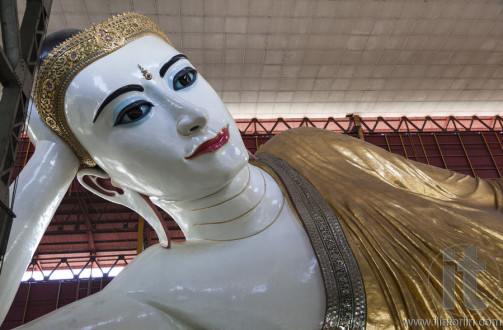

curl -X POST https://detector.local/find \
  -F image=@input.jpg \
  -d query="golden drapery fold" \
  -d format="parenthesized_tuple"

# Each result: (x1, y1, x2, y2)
(257, 127, 503, 329)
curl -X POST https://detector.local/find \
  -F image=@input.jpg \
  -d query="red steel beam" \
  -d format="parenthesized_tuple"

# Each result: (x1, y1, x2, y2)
(236, 116, 503, 135)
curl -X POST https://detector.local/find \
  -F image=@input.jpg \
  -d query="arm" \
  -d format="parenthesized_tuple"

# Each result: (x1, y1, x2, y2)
(0, 107, 80, 323)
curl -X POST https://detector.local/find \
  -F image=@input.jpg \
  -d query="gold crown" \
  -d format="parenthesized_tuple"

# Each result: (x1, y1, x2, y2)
(34, 13, 171, 166)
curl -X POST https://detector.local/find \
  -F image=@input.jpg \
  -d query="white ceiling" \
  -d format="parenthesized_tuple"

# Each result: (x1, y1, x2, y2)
(15, 0, 503, 118)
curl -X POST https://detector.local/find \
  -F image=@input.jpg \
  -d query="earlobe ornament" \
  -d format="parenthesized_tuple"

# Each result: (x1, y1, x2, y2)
(137, 64, 153, 80)
(34, 13, 172, 167)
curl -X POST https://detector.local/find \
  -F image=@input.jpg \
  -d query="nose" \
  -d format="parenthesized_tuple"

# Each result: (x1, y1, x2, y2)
(151, 85, 209, 136)
(172, 97, 209, 136)
(177, 113, 207, 136)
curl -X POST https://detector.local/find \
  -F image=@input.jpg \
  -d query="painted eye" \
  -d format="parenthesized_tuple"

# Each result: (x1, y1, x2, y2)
(114, 100, 153, 126)
(173, 67, 197, 91)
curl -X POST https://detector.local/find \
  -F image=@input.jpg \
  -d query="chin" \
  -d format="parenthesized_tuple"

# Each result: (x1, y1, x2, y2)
(205, 153, 248, 183)
(184, 150, 248, 199)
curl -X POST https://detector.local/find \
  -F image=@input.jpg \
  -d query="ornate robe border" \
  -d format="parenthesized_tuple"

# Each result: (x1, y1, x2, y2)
(257, 153, 367, 329)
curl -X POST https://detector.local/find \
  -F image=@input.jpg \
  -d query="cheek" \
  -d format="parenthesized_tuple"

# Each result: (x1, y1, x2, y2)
(101, 113, 183, 160)
(90, 131, 183, 190)
(96, 155, 176, 197)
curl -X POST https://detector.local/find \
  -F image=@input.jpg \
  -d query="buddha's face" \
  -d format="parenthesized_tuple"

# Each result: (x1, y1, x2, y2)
(64, 36, 248, 201)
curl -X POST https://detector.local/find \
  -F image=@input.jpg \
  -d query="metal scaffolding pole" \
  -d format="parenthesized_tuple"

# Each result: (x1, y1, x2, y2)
(0, 0, 52, 275)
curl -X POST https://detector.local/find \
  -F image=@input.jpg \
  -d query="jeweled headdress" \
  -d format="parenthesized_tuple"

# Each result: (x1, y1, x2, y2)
(34, 13, 171, 166)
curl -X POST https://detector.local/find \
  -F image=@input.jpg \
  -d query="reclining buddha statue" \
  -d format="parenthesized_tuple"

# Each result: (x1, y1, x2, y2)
(1, 13, 502, 329)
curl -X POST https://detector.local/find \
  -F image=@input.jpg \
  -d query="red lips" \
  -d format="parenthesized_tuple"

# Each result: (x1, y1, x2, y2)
(185, 126, 230, 160)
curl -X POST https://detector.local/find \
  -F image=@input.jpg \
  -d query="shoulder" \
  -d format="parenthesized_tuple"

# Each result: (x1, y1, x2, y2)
(257, 127, 369, 158)
(266, 127, 350, 142)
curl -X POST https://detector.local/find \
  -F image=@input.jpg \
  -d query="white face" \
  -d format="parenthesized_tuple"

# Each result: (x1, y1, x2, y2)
(64, 36, 249, 201)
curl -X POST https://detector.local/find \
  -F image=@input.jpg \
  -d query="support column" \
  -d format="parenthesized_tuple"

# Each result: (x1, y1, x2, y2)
(0, 0, 52, 275)
(137, 217, 144, 254)
(353, 115, 365, 141)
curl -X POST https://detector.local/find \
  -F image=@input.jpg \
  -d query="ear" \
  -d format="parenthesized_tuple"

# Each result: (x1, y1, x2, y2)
(77, 168, 125, 200)
(77, 168, 170, 248)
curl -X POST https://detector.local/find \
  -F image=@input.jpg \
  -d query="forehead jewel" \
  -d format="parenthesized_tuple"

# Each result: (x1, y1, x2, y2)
(34, 12, 171, 167)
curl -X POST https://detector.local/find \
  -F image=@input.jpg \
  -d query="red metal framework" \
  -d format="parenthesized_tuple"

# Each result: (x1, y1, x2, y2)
(3, 278, 113, 328)
(236, 115, 503, 135)
(2, 116, 503, 329)
(363, 132, 503, 179)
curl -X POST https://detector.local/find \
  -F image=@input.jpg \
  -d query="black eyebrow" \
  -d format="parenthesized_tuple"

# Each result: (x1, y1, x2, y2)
(93, 84, 144, 123)
(159, 54, 188, 78)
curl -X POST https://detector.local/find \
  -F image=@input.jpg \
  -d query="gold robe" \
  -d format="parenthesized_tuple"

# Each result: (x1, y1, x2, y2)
(257, 127, 503, 329)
